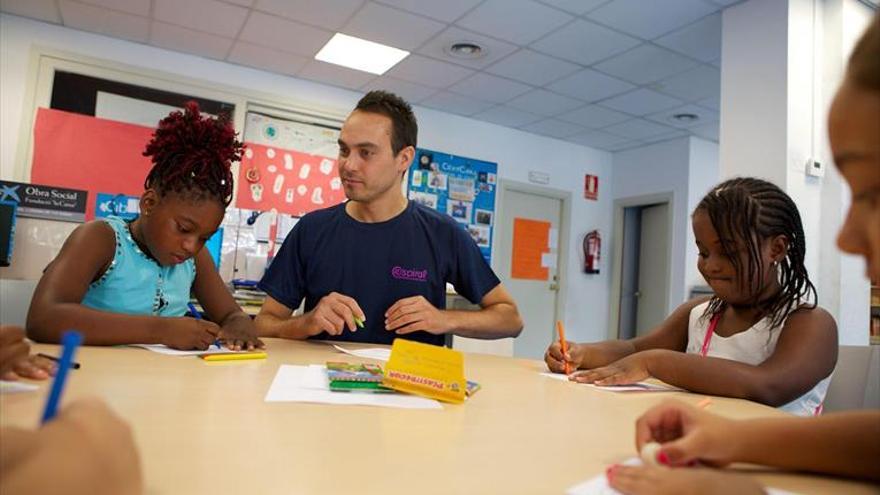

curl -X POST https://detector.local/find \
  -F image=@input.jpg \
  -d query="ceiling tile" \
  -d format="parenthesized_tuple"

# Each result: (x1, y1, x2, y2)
(652, 65, 719, 102)
(640, 130, 690, 145)
(471, 105, 543, 127)
(239, 11, 334, 57)
(547, 68, 634, 102)
(531, 19, 640, 66)
(594, 44, 699, 85)
(566, 129, 629, 149)
(688, 121, 719, 141)
(417, 26, 518, 70)
(586, 0, 717, 40)
(456, 0, 573, 45)
(341, 2, 445, 50)
(384, 54, 475, 88)
(485, 49, 580, 86)
(520, 118, 585, 138)
(420, 91, 495, 116)
(154, 0, 248, 38)
(557, 104, 630, 128)
(74, 0, 149, 16)
(253, 0, 364, 31)
(602, 118, 679, 139)
(696, 94, 719, 111)
(598, 88, 682, 115)
(374, 0, 482, 22)
(645, 103, 719, 129)
(0, 0, 61, 23)
(59, 0, 149, 42)
(448, 73, 531, 104)
(149, 21, 234, 60)
(535, 0, 607, 15)
(362, 76, 438, 103)
(655, 13, 721, 63)
(297, 60, 377, 90)
(506, 89, 582, 117)
(604, 140, 648, 152)
(227, 41, 310, 76)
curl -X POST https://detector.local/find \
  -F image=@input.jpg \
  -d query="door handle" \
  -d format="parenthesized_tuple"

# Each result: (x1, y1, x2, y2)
(549, 283, 559, 291)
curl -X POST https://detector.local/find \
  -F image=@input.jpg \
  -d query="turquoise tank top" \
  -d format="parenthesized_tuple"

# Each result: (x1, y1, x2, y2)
(82, 216, 196, 317)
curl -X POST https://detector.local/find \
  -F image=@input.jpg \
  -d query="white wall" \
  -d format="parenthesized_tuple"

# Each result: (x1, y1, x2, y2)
(686, 137, 721, 292)
(0, 14, 614, 344)
(719, 0, 874, 345)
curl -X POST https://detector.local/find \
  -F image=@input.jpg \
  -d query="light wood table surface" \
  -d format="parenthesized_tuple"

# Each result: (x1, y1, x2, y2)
(1, 338, 876, 495)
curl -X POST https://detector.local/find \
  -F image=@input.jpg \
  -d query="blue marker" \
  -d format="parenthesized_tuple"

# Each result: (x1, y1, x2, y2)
(41, 331, 83, 424)
(188, 302, 221, 350)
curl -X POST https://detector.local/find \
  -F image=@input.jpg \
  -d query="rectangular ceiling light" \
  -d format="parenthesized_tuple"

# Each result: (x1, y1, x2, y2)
(315, 33, 409, 75)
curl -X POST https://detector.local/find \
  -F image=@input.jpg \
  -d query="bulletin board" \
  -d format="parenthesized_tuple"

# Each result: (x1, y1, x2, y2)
(406, 148, 497, 264)
(235, 112, 346, 217)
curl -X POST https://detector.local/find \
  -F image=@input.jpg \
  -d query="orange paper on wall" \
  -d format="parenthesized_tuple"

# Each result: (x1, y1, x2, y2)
(511, 218, 551, 281)
(31, 108, 155, 220)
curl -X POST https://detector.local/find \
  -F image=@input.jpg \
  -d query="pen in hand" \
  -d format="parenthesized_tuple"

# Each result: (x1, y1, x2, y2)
(188, 303, 222, 350)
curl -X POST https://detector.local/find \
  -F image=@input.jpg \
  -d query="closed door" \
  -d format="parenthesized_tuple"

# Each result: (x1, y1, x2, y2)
(496, 188, 562, 359)
(635, 203, 669, 335)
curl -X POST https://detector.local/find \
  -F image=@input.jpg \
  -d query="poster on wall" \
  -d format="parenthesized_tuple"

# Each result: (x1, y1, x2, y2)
(511, 218, 551, 281)
(0, 179, 88, 222)
(95, 193, 140, 220)
(235, 112, 345, 217)
(407, 148, 497, 264)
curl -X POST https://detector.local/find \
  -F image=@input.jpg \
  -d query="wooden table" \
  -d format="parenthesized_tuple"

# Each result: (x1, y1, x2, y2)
(1, 339, 875, 494)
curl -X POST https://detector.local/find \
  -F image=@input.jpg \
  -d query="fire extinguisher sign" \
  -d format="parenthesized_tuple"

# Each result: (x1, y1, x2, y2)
(584, 174, 599, 201)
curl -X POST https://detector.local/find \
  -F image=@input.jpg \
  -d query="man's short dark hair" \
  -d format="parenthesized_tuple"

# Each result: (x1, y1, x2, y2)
(354, 90, 418, 155)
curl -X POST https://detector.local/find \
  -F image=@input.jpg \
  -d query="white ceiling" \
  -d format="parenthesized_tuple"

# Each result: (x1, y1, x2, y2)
(0, 0, 738, 151)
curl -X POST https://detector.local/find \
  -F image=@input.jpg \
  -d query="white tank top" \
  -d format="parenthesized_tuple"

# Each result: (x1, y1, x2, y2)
(685, 301, 831, 416)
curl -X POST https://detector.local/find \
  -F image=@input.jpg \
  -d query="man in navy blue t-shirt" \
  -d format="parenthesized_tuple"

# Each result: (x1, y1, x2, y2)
(255, 91, 522, 346)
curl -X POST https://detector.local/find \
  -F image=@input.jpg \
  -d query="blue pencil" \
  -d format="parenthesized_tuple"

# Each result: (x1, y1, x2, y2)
(188, 302, 221, 350)
(40, 331, 83, 425)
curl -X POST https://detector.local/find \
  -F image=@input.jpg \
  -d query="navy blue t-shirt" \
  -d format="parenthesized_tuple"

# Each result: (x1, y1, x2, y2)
(259, 202, 500, 346)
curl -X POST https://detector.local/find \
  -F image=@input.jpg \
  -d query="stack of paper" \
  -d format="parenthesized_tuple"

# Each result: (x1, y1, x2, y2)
(264, 364, 441, 410)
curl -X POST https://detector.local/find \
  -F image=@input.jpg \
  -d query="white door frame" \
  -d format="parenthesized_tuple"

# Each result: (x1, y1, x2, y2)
(608, 192, 675, 340)
(494, 179, 572, 333)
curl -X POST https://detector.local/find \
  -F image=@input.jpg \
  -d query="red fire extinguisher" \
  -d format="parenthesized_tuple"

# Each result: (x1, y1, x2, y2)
(584, 230, 601, 274)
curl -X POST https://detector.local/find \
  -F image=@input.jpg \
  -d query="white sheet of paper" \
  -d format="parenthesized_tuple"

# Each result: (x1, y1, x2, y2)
(541, 252, 557, 269)
(548, 228, 558, 249)
(129, 344, 239, 357)
(539, 372, 681, 392)
(265, 365, 441, 410)
(567, 458, 798, 495)
(0, 381, 40, 394)
(331, 344, 391, 362)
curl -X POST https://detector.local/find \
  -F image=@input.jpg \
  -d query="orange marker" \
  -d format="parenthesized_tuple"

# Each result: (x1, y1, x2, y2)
(556, 320, 571, 375)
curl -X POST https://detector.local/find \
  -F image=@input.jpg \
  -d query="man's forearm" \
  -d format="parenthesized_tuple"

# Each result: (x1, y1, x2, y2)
(446, 303, 523, 339)
(255, 313, 312, 340)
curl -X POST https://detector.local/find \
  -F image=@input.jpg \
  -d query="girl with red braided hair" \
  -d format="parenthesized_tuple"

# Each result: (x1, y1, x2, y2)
(27, 102, 263, 351)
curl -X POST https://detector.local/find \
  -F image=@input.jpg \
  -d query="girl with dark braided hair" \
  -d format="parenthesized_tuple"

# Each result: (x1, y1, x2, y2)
(546, 175, 837, 416)
(27, 102, 263, 351)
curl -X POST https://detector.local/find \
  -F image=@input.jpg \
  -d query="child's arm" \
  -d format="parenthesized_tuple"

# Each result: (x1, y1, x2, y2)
(0, 398, 142, 495)
(191, 249, 264, 350)
(635, 400, 880, 481)
(572, 308, 838, 407)
(545, 297, 709, 373)
(26, 223, 219, 349)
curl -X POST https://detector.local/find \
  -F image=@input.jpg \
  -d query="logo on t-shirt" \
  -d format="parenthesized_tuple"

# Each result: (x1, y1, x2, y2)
(391, 266, 428, 282)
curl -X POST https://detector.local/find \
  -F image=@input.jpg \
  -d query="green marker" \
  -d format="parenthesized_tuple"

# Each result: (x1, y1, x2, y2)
(353, 316, 365, 329)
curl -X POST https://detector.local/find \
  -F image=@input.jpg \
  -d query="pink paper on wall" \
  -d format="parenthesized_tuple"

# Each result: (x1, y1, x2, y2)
(31, 108, 154, 220)
(235, 142, 345, 216)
